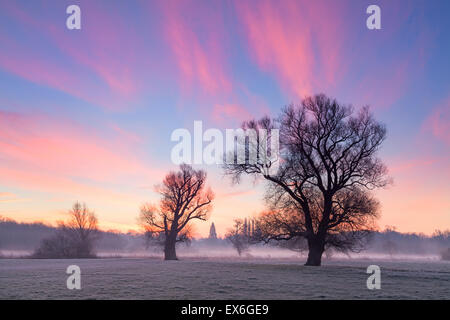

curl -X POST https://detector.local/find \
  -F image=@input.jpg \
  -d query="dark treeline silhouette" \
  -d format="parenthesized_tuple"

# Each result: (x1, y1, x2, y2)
(0, 216, 145, 256)
(266, 227, 450, 259)
(368, 227, 450, 257)
(1, 217, 449, 259)
(0, 217, 54, 250)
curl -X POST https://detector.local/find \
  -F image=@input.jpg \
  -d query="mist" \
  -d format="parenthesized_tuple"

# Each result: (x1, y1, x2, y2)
(1, 218, 449, 261)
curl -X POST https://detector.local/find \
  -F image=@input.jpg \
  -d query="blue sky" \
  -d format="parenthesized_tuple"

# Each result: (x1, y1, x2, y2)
(0, 0, 448, 236)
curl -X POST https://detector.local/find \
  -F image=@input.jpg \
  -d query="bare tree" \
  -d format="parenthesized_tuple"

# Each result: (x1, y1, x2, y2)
(61, 202, 99, 256)
(224, 94, 390, 266)
(140, 164, 214, 260)
(225, 219, 255, 256)
(257, 187, 379, 254)
(381, 226, 399, 258)
(33, 202, 99, 258)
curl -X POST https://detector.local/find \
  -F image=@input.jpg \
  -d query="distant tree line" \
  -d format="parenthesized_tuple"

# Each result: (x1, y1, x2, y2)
(225, 218, 260, 256)
(222, 217, 450, 259)
(1, 215, 449, 260)
(0, 212, 145, 256)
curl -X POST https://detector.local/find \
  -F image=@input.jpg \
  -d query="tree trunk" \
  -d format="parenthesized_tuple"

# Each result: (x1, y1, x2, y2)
(305, 237, 325, 266)
(164, 236, 178, 260)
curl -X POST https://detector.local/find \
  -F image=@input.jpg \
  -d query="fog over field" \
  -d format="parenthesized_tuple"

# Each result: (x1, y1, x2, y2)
(1, 214, 449, 300)
(2, 228, 448, 300)
(1, 218, 449, 259)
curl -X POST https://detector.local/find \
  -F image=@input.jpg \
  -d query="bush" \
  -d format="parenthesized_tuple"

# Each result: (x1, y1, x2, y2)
(32, 229, 96, 259)
(32, 202, 99, 259)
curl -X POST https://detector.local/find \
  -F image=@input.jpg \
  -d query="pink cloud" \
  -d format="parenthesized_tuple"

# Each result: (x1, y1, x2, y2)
(388, 158, 438, 175)
(354, 59, 410, 110)
(108, 123, 144, 145)
(377, 155, 449, 234)
(0, 111, 165, 191)
(0, 192, 18, 203)
(0, 28, 96, 100)
(47, 2, 143, 98)
(212, 103, 253, 125)
(235, 0, 345, 98)
(162, 0, 232, 96)
(0, 1, 149, 111)
(422, 98, 450, 146)
(219, 189, 255, 198)
(353, 27, 432, 110)
(0, 166, 135, 204)
(0, 192, 15, 197)
(0, 192, 29, 203)
(235, 0, 433, 112)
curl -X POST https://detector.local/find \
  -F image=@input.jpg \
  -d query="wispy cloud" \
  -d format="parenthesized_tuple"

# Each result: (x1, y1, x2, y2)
(0, 192, 29, 203)
(0, 110, 165, 196)
(422, 97, 450, 146)
(235, 0, 345, 98)
(162, 0, 232, 96)
(0, 1, 149, 111)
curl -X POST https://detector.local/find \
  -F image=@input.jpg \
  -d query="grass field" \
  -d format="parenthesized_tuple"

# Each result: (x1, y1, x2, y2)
(1, 257, 449, 299)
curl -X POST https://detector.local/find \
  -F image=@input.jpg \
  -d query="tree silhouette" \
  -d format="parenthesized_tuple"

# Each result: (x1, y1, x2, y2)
(225, 219, 251, 256)
(33, 202, 99, 258)
(140, 164, 214, 260)
(224, 94, 390, 266)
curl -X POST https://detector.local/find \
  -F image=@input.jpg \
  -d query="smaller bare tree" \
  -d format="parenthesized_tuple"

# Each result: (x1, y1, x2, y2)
(33, 202, 99, 258)
(225, 218, 259, 256)
(382, 226, 399, 258)
(140, 164, 214, 260)
(61, 202, 99, 257)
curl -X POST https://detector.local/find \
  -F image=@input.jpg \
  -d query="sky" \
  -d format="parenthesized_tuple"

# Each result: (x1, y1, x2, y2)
(0, 0, 449, 237)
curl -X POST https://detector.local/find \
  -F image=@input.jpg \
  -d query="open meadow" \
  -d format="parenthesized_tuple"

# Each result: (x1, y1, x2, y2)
(1, 257, 448, 300)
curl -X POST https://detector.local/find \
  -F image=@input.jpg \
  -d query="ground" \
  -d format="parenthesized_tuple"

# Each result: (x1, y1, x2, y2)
(0, 257, 448, 299)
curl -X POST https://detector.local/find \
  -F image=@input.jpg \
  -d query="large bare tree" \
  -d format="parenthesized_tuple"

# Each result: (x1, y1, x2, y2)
(224, 94, 390, 266)
(140, 164, 214, 260)
(257, 187, 380, 257)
